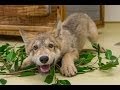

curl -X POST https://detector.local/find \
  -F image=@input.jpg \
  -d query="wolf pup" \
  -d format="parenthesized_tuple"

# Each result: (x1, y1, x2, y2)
(20, 12, 104, 77)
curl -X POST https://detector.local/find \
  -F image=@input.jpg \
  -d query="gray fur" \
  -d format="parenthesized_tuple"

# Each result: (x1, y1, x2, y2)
(20, 12, 104, 77)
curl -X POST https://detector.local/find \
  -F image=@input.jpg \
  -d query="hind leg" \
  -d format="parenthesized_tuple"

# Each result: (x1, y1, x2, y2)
(87, 19, 105, 53)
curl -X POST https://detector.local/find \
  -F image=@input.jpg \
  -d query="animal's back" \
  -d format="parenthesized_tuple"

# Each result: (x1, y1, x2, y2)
(62, 12, 90, 35)
(62, 12, 96, 51)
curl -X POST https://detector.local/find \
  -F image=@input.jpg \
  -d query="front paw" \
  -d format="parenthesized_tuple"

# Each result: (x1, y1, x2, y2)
(60, 64, 77, 77)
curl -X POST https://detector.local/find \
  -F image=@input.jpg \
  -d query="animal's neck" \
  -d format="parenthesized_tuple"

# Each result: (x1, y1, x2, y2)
(56, 36, 69, 56)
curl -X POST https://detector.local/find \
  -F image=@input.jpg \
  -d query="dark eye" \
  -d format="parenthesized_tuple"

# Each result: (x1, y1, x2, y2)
(48, 44, 54, 48)
(33, 45, 38, 50)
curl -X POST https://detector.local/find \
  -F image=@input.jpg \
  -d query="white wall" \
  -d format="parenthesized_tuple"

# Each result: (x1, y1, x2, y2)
(105, 5, 120, 22)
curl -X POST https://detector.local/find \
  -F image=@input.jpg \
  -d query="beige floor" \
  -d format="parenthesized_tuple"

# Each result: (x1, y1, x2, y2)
(1, 23, 120, 85)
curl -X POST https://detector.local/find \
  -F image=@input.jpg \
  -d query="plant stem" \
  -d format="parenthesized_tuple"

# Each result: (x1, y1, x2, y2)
(0, 67, 37, 75)
(13, 42, 18, 48)
(88, 59, 99, 67)
(55, 64, 60, 71)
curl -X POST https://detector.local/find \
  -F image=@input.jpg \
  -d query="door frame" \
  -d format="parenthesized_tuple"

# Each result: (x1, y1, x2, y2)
(59, 5, 104, 28)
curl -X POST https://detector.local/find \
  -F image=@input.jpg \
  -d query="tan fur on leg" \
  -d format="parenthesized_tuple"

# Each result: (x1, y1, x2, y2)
(87, 17, 105, 53)
(60, 49, 79, 77)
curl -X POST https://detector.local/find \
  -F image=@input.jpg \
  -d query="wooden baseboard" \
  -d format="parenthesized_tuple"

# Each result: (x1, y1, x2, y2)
(105, 21, 120, 23)
(0, 25, 53, 36)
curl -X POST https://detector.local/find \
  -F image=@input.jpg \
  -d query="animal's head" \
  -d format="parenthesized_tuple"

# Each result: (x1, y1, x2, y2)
(19, 20, 63, 73)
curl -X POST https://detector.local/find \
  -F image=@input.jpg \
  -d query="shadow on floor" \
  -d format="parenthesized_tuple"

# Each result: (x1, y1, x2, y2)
(114, 42, 120, 46)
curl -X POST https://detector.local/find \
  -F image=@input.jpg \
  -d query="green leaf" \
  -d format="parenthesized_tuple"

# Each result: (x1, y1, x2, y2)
(105, 49, 112, 60)
(44, 75, 54, 84)
(5, 50, 16, 61)
(56, 80, 71, 85)
(100, 60, 119, 70)
(77, 67, 87, 72)
(18, 71, 36, 77)
(21, 64, 36, 70)
(99, 62, 114, 70)
(79, 53, 96, 65)
(0, 43, 10, 53)
(44, 65, 55, 84)
(110, 56, 117, 60)
(6, 53, 12, 61)
(0, 78, 7, 85)
(99, 50, 119, 70)
(113, 58, 119, 65)
(2, 47, 13, 56)
(87, 53, 96, 60)
(50, 65, 55, 76)
(76, 66, 95, 74)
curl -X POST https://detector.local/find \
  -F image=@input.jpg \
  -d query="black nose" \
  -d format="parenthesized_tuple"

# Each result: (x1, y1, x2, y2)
(39, 56, 49, 64)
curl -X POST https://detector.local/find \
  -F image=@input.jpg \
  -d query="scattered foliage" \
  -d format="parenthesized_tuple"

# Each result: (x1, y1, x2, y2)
(0, 43, 119, 85)
(0, 78, 7, 85)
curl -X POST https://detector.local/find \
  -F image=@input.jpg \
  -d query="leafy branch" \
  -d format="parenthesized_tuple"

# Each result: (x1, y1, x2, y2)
(0, 43, 119, 85)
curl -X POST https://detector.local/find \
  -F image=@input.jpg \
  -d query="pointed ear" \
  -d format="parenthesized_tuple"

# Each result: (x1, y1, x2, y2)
(53, 14, 62, 37)
(19, 28, 37, 43)
(52, 20, 62, 37)
(56, 20, 62, 30)
(56, 6, 62, 31)
(52, 7, 63, 37)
